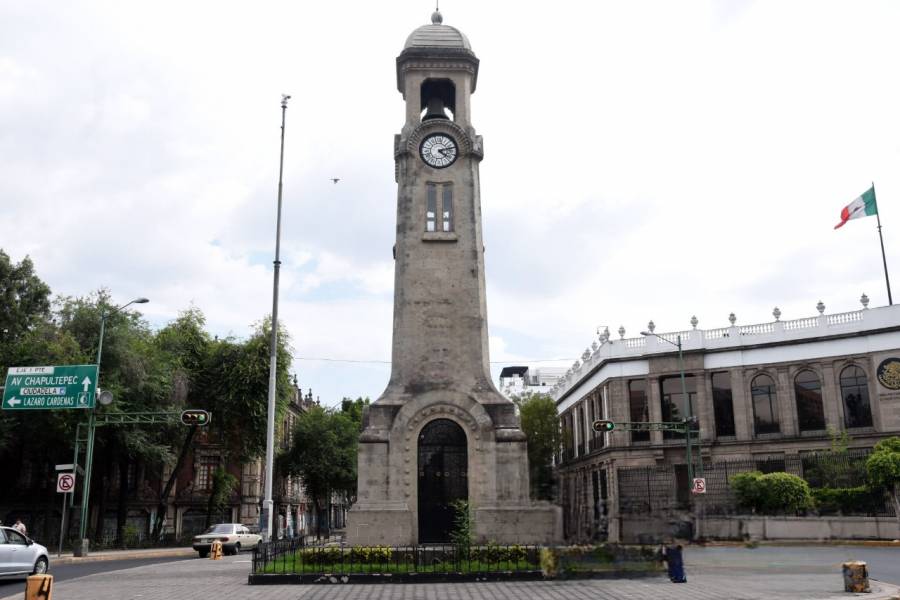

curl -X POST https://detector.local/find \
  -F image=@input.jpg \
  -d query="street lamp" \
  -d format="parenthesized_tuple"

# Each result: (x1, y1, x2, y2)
(263, 94, 290, 542)
(640, 331, 701, 484)
(77, 296, 149, 555)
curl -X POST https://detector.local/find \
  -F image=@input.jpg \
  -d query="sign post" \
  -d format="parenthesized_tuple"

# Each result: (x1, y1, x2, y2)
(56, 470, 76, 558)
(2, 366, 98, 411)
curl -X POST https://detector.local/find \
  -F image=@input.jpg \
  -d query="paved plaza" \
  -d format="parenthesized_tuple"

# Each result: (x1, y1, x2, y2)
(1, 551, 898, 600)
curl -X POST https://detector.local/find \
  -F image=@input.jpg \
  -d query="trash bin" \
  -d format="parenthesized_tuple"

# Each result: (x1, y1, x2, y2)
(842, 561, 870, 593)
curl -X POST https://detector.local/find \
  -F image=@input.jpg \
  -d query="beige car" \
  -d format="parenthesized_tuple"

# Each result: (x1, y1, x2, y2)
(192, 523, 260, 557)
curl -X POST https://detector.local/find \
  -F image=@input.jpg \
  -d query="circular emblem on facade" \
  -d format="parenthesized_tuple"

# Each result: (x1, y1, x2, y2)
(877, 358, 900, 390)
(420, 133, 458, 168)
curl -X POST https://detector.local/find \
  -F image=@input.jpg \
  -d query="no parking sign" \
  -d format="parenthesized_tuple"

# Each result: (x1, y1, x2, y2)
(57, 472, 76, 493)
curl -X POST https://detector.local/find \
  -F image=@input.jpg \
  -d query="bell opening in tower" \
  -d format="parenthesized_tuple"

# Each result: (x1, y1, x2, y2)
(421, 78, 456, 121)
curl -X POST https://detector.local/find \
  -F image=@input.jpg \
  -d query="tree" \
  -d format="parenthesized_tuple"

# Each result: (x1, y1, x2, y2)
(281, 406, 358, 537)
(0, 250, 52, 361)
(866, 436, 900, 528)
(199, 319, 292, 462)
(514, 393, 562, 500)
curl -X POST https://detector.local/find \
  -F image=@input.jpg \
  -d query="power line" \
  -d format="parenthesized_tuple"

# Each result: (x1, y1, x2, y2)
(291, 356, 575, 365)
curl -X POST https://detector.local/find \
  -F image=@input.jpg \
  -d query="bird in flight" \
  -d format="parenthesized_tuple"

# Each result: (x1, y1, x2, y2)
(330, 178, 340, 184)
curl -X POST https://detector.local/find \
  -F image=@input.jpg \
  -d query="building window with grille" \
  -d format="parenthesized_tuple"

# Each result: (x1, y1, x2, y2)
(751, 374, 780, 436)
(196, 455, 220, 491)
(840, 365, 873, 428)
(795, 370, 826, 432)
(426, 183, 453, 232)
(711, 372, 736, 437)
(628, 379, 650, 443)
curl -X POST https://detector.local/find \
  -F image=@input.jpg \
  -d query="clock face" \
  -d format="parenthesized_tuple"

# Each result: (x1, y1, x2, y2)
(420, 134, 458, 168)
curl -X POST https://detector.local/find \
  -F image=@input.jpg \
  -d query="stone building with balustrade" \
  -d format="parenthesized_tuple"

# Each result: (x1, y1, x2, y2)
(551, 299, 900, 543)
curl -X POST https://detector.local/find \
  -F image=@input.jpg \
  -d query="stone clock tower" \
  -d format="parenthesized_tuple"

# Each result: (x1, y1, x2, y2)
(346, 10, 561, 545)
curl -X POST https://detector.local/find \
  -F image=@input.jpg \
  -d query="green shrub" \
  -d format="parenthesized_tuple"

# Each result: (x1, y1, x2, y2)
(731, 470, 765, 511)
(761, 472, 813, 513)
(730, 471, 813, 514)
(812, 486, 885, 515)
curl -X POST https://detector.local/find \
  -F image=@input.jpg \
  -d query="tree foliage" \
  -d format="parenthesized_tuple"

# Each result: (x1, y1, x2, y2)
(0, 250, 296, 544)
(866, 436, 900, 524)
(281, 406, 358, 536)
(514, 392, 561, 500)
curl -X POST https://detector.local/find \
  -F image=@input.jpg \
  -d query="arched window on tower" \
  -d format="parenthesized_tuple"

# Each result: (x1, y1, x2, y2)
(840, 365, 873, 429)
(420, 78, 456, 121)
(794, 370, 826, 432)
(751, 374, 780, 436)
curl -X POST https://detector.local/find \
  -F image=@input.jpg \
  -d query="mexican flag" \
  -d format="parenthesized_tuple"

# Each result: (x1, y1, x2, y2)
(834, 186, 878, 230)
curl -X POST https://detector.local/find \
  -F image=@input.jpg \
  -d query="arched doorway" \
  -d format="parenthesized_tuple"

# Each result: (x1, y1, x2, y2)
(417, 418, 468, 543)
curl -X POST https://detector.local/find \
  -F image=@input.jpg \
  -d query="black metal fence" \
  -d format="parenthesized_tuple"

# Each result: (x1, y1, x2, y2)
(617, 449, 895, 517)
(252, 541, 542, 577)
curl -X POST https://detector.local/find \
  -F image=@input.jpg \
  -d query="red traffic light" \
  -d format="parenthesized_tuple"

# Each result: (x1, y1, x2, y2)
(591, 419, 615, 432)
(181, 409, 211, 427)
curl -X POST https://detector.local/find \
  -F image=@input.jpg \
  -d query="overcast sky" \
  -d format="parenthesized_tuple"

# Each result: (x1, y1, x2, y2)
(2, 1, 899, 407)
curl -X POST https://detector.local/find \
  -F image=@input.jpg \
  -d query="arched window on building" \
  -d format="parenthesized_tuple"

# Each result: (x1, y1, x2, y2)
(751, 374, 780, 436)
(794, 370, 826, 432)
(840, 365, 873, 429)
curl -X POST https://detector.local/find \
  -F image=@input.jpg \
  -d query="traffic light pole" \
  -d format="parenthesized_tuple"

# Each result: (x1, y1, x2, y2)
(71, 409, 208, 552)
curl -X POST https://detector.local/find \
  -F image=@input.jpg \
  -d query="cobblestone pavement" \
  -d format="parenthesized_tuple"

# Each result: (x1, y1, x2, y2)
(1, 554, 897, 600)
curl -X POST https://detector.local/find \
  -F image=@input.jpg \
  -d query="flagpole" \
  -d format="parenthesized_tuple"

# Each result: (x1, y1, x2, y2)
(873, 181, 893, 306)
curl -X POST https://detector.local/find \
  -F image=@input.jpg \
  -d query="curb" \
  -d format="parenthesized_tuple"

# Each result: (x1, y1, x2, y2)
(695, 540, 900, 548)
(51, 547, 195, 565)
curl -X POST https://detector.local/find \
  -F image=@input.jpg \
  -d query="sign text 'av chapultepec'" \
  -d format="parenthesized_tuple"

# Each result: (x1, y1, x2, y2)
(2, 365, 99, 410)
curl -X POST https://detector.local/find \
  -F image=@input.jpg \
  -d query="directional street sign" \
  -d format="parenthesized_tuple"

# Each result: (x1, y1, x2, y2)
(2, 365, 99, 410)
(57, 472, 76, 493)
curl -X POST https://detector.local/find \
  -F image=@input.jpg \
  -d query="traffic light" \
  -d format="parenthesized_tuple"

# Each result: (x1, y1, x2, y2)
(181, 409, 211, 427)
(592, 419, 615, 432)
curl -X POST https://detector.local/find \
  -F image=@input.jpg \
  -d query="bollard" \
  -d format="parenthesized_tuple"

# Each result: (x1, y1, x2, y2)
(842, 561, 870, 593)
(210, 540, 223, 560)
(25, 574, 53, 600)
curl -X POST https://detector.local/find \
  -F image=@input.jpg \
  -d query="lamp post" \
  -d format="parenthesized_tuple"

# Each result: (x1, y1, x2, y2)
(263, 94, 290, 542)
(77, 297, 149, 554)
(640, 331, 701, 484)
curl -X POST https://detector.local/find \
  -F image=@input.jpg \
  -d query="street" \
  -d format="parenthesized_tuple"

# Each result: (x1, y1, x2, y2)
(0, 554, 194, 596)
(686, 544, 900, 585)
(0, 546, 897, 600)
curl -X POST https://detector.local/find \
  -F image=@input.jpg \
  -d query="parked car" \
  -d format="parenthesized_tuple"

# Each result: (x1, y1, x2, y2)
(0, 526, 49, 579)
(192, 523, 261, 558)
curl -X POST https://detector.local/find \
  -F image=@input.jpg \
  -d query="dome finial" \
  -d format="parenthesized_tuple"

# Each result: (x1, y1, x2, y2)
(431, 4, 443, 24)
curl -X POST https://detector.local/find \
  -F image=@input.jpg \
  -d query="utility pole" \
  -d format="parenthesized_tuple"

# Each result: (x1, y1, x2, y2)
(263, 94, 290, 542)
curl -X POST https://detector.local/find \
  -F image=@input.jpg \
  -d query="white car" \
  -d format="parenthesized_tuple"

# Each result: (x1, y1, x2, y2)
(0, 526, 49, 579)
(192, 523, 260, 557)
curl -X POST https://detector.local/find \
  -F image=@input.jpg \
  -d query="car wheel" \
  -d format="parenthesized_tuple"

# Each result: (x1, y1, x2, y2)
(198, 550, 209, 558)
(32, 556, 49, 575)
(233, 542, 241, 555)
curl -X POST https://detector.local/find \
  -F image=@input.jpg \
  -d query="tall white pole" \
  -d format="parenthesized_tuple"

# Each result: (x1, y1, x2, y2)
(264, 94, 290, 541)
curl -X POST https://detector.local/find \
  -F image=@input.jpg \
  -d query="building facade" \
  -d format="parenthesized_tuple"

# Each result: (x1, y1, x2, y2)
(498, 366, 566, 399)
(552, 302, 900, 542)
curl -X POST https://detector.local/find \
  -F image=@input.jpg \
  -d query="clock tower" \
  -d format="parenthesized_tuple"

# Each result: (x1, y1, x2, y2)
(347, 10, 561, 545)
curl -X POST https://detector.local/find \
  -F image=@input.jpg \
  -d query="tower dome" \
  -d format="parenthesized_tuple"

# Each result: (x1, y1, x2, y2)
(403, 9, 472, 51)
